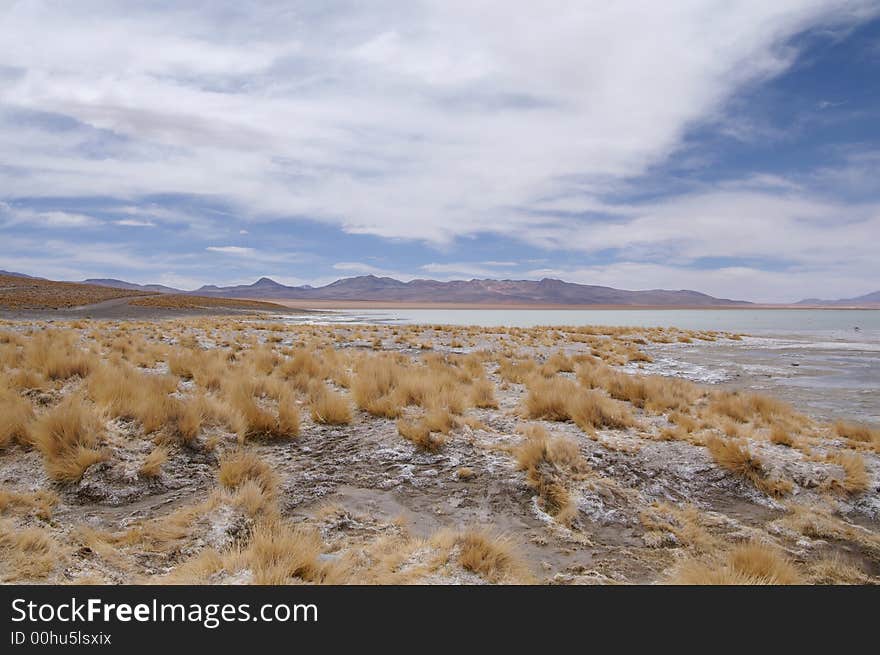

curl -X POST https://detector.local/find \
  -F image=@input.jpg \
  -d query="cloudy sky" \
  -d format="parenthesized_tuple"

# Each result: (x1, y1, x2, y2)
(1, 1, 879, 302)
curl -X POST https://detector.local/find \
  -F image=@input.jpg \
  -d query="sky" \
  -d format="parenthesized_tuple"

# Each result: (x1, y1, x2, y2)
(0, 1, 879, 303)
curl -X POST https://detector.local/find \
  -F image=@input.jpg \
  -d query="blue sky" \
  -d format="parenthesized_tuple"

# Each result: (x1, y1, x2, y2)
(1, 1, 878, 302)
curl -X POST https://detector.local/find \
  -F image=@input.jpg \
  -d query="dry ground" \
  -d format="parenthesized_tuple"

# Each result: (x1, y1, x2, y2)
(0, 318, 877, 585)
(0, 275, 295, 318)
(0, 274, 149, 309)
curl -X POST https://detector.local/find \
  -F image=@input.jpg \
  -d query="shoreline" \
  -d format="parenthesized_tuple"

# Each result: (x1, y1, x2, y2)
(267, 299, 880, 311)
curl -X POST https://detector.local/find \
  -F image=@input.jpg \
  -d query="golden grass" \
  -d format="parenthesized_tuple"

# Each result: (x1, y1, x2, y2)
(523, 377, 635, 434)
(0, 387, 33, 447)
(243, 521, 326, 584)
(769, 425, 795, 447)
(513, 425, 589, 525)
(139, 446, 169, 478)
(470, 378, 498, 408)
(0, 518, 65, 581)
(25, 329, 93, 380)
(456, 467, 475, 480)
(455, 530, 531, 583)
(497, 356, 536, 383)
(523, 376, 575, 421)
(351, 355, 406, 418)
(705, 436, 792, 497)
(31, 396, 108, 482)
(397, 417, 446, 452)
(826, 451, 869, 495)
(1, 317, 876, 585)
(0, 488, 57, 520)
(225, 381, 298, 440)
(218, 450, 279, 499)
(309, 384, 352, 425)
(671, 542, 803, 585)
(706, 391, 802, 428)
(833, 420, 880, 448)
(569, 389, 636, 433)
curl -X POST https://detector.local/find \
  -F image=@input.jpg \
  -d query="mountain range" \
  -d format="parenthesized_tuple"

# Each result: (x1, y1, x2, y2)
(0, 270, 859, 306)
(796, 290, 880, 307)
(81, 274, 750, 306)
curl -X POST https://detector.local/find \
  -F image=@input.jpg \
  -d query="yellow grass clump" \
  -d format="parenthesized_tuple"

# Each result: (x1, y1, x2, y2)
(705, 436, 792, 497)
(218, 450, 279, 499)
(514, 425, 589, 525)
(826, 451, 869, 495)
(833, 420, 880, 448)
(470, 378, 498, 409)
(0, 387, 34, 447)
(242, 521, 327, 584)
(0, 519, 65, 582)
(139, 446, 169, 478)
(672, 542, 803, 585)
(31, 396, 107, 482)
(225, 381, 299, 440)
(454, 530, 532, 583)
(523, 377, 635, 433)
(309, 384, 352, 425)
(397, 417, 446, 452)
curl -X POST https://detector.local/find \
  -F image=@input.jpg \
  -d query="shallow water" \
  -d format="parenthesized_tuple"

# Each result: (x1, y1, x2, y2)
(287, 307, 880, 333)
(279, 307, 880, 426)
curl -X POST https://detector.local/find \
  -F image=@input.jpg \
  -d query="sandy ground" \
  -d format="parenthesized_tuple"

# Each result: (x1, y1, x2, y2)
(0, 296, 312, 321)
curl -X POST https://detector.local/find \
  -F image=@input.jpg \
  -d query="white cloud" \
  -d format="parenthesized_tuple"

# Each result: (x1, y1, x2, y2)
(205, 246, 256, 256)
(115, 219, 156, 227)
(421, 262, 518, 277)
(0, 203, 102, 228)
(0, 2, 874, 240)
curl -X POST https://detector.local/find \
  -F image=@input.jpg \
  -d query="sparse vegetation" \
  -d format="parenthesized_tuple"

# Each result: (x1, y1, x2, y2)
(705, 436, 792, 497)
(0, 315, 875, 585)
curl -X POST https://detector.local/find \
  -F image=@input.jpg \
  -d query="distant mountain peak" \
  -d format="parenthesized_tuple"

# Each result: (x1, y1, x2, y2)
(253, 277, 284, 287)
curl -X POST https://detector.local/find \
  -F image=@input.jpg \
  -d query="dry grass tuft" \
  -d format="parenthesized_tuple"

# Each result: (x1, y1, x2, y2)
(514, 426, 589, 525)
(218, 450, 279, 499)
(833, 420, 880, 448)
(497, 357, 536, 384)
(672, 542, 803, 585)
(523, 377, 635, 434)
(455, 530, 531, 583)
(0, 519, 65, 581)
(568, 389, 636, 433)
(0, 488, 57, 520)
(769, 425, 795, 447)
(523, 376, 576, 421)
(31, 396, 107, 482)
(826, 451, 869, 495)
(351, 356, 405, 418)
(705, 436, 792, 497)
(397, 417, 446, 452)
(470, 378, 498, 409)
(139, 446, 168, 478)
(244, 521, 326, 584)
(456, 467, 475, 480)
(309, 384, 352, 425)
(225, 381, 299, 440)
(0, 387, 34, 448)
